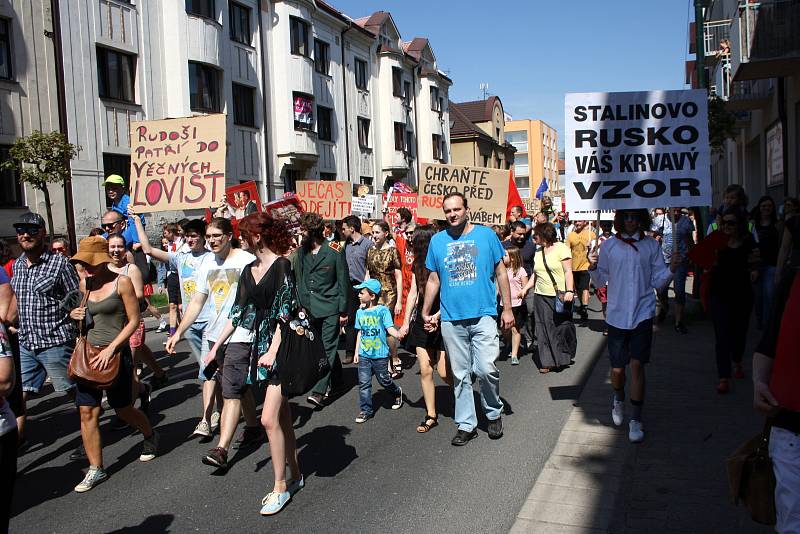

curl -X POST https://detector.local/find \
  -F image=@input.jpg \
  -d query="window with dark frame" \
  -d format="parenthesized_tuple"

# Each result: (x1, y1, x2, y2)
(229, 2, 251, 45)
(357, 118, 370, 148)
(186, 0, 215, 19)
(314, 39, 330, 75)
(317, 106, 333, 141)
(232, 83, 255, 127)
(405, 131, 414, 157)
(0, 145, 23, 208)
(97, 46, 136, 103)
(103, 153, 131, 184)
(293, 92, 314, 130)
(392, 67, 402, 97)
(355, 58, 368, 90)
(430, 86, 440, 111)
(290, 17, 310, 57)
(319, 172, 336, 181)
(189, 62, 220, 112)
(0, 19, 11, 80)
(394, 122, 405, 151)
(432, 134, 442, 160)
(403, 81, 411, 105)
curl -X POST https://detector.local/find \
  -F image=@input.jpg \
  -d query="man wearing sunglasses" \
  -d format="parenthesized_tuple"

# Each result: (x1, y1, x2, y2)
(10, 212, 80, 444)
(589, 209, 680, 444)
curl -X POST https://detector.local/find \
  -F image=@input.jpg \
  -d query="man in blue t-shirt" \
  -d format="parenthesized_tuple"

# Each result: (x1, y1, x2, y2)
(423, 192, 514, 446)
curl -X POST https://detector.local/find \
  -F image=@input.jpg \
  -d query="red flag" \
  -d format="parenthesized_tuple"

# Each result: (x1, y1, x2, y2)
(506, 169, 526, 219)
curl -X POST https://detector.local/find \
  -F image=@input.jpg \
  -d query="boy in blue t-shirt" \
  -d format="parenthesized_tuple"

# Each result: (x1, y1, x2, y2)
(353, 279, 404, 423)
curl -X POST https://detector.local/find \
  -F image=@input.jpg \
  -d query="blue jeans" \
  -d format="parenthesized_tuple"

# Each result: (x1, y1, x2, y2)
(753, 265, 776, 329)
(19, 342, 75, 393)
(441, 316, 503, 431)
(184, 321, 209, 380)
(358, 357, 400, 415)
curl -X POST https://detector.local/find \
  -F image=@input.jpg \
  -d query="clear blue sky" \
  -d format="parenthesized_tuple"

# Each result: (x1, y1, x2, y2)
(332, 0, 693, 153)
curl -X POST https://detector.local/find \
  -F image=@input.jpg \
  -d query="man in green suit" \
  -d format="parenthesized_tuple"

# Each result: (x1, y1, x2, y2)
(292, 212, 349, 407)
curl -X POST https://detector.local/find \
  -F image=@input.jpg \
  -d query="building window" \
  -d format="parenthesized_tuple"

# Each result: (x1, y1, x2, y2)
(290, 17, 309, 57)
(317, 106, 333, 141)
(515, 175, 530, 189)
(432, 134, 442, 160)
(358, 118, 370, 148)
(439, 97, 444, 113)
(103, 153, 131, 184)
(403, 81, 411, 106)
(392, 67, 403, 97)
(189, 62, 220, 112)
(186, 0, 215, 19)
(320, 172, 336, 181)
(0, 145, 23, 207)
(483, 155, 489, 167)
(355, 58, 368, 90)
(405, 131, 414, 158)
(430, 86, 440, 111)
(0, 19, 11, 80)
(229, 2, 250, 45)
(293, 92, 314, 130)
(97, 47, 136, 103)
(232, 83, 255, 127)
(314, 39, 330, 75)
(394, 122, 405, 151)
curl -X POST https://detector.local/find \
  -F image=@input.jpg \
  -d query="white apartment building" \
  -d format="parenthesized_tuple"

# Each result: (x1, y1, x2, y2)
(0, 1, 451, 239)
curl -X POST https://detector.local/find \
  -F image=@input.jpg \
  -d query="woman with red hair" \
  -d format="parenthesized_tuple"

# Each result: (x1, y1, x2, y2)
(206, 212, 302, 516)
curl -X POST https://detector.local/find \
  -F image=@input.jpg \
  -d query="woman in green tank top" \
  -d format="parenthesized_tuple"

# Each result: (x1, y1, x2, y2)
(68, 236, 159, 493)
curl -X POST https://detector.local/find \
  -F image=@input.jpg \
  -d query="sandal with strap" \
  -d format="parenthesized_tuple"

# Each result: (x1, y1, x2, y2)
(417, 415, 438, 433)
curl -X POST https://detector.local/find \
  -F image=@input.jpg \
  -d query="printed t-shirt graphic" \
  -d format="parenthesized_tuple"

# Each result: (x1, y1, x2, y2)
(355, 305, 394, 359)
(170, 250, 214, 321)
(195, 250, 255, 342)
(443, 241, 479, 286)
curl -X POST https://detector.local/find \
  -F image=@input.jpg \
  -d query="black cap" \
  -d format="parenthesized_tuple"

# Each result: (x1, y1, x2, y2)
(13, 212, 46, 230)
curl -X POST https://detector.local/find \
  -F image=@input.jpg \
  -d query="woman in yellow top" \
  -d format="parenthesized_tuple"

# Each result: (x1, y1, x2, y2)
(521, 223, 577, 373)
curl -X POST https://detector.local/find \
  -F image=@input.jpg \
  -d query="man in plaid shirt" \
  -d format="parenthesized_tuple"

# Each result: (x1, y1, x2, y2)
(10, 213, 79, 435)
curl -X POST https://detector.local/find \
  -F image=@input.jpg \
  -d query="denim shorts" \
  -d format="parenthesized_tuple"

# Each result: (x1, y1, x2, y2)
(607, 318, 653, 368)
(19, 341, 75, 393)
(184, 321, 209, 380)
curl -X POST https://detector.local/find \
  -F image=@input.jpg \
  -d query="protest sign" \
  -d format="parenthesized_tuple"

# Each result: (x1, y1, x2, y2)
(204, 181, 261, 223)
(417, 163, 510, 224)
(130, 114, 226, 212)
(382, 192, 426, 227)
(351, 194, 376, 215)
(570, 210, 615, 221)
(295, 180, 351, 220)
(264, 194, 304, 234)
(564, 90, 710, 211)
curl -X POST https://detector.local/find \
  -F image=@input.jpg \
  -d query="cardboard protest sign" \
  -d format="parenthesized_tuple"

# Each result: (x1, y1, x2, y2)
(564, 90, 710, 211)
(382, 192, 426, 227)
(264, 194, 304, 234)
(295, 180, 351, 220)
(351, 194, 376, 215)
(418, 163, 510, 224)
(130, 114, 226, 212)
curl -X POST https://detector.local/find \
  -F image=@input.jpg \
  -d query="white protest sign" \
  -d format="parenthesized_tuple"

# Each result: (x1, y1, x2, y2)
(569, 210, 615, 221)
(351, 194, 376, 214)
(564, 90, 710, 211)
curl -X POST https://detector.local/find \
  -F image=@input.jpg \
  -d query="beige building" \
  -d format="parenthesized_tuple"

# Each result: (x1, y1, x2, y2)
(504, 119, 558, 199)
(449, 96, 515, 170)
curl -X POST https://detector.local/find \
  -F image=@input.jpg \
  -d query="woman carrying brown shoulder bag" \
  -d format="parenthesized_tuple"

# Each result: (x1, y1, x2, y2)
(68, 236, 158, 493)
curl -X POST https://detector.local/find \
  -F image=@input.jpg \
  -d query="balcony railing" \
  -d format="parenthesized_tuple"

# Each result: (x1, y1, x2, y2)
(727, 78, 774, 111)
(731, 0, 800, 80)
(703, 20, 732, 64)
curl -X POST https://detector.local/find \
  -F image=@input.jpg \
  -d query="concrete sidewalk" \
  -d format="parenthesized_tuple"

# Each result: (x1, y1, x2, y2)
(511, 315, 774, 533)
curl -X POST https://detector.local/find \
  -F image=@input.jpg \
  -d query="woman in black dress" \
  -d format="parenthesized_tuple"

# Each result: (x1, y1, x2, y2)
(400, 225, 452, 433)
(708, 207, 759, 394)
(206, 213, 300, 515)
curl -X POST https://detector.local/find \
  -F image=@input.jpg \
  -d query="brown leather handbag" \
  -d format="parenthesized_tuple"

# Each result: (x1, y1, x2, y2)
(68, 289, 121, 390)
(726, 419, 776, 526)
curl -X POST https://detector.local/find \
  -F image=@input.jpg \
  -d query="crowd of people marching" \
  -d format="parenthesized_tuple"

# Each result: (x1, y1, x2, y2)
(0, 176, 799, 530)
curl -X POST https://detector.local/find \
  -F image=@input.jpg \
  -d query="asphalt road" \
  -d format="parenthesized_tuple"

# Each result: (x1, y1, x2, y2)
(10, 313, 608, 534)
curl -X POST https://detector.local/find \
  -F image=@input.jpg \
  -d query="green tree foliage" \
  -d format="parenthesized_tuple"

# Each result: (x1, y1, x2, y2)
(708, 96, 736, 154)
(0, 131, 80, 236)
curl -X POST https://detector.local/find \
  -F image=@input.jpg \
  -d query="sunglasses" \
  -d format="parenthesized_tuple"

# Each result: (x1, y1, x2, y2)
(101, 221, 122, 230)
(15, 225, 41, 235)
(721, 219, 738, 226)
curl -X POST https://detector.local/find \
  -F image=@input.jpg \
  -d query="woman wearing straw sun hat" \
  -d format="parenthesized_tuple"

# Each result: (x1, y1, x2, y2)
(68, 236, 158, 493)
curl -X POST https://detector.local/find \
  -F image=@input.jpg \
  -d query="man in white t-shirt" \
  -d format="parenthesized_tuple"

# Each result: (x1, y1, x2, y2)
(132, 212, 221, 438)
(166, 219, 261, 471)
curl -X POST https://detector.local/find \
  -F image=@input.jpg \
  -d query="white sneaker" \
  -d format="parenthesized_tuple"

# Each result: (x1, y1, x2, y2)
(611, 399, 625, 426)
(210, 411, 221, 432)
(193, 420, 211, 438)
(629, 420, 645, 443)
